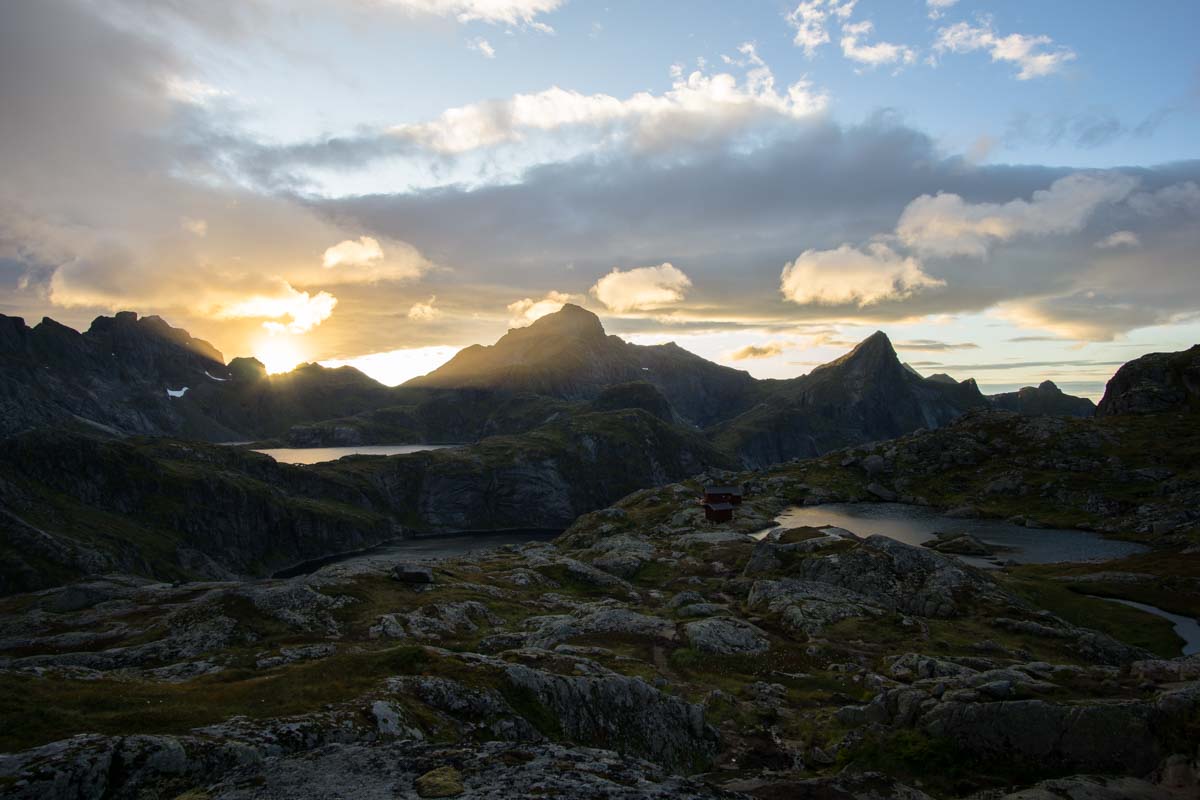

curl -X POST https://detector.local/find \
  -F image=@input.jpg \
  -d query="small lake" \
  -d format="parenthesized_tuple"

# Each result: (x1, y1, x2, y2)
(772, 503, 1149, 566)
(254, 444, 459, 465)
(1101, 598, 1200, 657)
(273, 529, 563, 578)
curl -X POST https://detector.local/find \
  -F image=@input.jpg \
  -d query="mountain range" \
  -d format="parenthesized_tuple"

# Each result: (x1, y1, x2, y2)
(0, 304, 1097, 467)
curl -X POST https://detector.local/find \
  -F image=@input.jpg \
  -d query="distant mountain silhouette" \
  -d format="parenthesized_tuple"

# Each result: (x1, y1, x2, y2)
(710, 331, 990, 466)
(0, 311, 391, 440)
(989, 380, 1095, 418)
(0, 306, 1103, 466)
(407, 304, 762, 427)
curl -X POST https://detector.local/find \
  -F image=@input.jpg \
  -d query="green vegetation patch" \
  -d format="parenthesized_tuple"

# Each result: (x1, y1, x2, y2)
(0, 645, 431, 752)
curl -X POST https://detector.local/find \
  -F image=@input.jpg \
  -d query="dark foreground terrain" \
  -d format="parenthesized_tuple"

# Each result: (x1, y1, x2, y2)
(1, 324, 1198, 798)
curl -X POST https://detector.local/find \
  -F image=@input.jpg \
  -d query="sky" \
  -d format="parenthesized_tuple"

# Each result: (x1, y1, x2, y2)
(1, 0, 1198, 398)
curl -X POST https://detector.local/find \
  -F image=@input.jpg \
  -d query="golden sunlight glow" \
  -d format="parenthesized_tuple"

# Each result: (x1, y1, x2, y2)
(254, 336, 306, 375)
(322, 345, 462, 386)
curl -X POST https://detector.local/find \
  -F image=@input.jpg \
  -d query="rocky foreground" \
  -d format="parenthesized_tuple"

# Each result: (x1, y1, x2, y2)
(2, 456, 1198, 799)
(2, 347, 1198, 799)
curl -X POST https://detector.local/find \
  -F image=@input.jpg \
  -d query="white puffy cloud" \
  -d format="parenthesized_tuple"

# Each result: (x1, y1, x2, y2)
(468, 37, 496, 58)
(780, 243, 943, 307)
(1095, 231, 1140, 249)
(222, 287, 338, 335)
(46, 251, 338, 335)
(320, 236, 430, 282)
(393, 46, 825, 155)
(408, 295, 442, 320)
(374, 0, 562, 26)
(590, 263, 692, 313)
(323, 236, 384, 268)
(896, 172, 1137, 258)
(786, 0, 857, 57)
(934, 20, 1076, 79)
(507, 290, 573, 327)
(839, 20, 916, 68)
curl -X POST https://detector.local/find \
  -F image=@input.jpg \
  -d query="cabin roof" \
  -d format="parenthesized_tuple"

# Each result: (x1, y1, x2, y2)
(704, 502, 735, 511)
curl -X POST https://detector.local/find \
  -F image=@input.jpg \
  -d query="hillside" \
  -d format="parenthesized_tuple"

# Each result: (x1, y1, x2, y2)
(0, 392, 736, 594)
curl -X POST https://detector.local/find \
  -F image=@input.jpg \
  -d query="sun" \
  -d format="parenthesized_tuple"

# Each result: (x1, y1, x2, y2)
(254, 336, 305, 375)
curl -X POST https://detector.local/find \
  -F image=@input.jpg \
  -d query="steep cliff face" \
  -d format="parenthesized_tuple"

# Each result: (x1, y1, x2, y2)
(989, 380, 1096, 418)
(0, 403, 737, 594)
(1097, 344, 1200, 416)
(710, 332, 989, 467)
(0, 430, 395, 594)
(316, 406, 739, 532)
(407, 304, 761, 426)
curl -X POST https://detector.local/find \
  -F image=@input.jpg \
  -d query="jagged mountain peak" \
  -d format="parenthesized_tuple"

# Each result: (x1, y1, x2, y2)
(522, 303, 606, 339)
(86, 310, 226, 365)
(816, 330, 901, 375)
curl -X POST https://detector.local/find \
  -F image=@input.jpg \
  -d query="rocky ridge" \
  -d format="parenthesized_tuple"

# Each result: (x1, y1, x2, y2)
(2, 483, 1198, 799)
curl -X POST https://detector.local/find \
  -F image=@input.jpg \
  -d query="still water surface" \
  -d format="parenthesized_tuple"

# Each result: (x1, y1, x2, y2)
(773, 503, 1200, 655)
(772, 502, 1148, 565)
(254, 444, 458, 464)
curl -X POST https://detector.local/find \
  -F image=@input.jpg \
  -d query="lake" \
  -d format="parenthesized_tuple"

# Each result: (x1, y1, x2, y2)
(254, 444, 459, 465)
(273, 528, 563, 578)
(1101, 598, 1200, 656)
(771, 502, 1149, 566)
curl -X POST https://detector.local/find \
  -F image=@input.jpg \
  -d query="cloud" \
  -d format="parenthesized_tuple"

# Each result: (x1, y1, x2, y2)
(896, 172, 1138, 258)
(894, 339, 979, 352)
(223, 288, 338, 335)
(320, 236, 430, 283)
(323, 236, 384, 268)
(408, 295, 442, 320)
(46, 247, 338, 335)
(374, 0, 562, 26)
(390, 48, 825, 156)
(998, 291, 1190, 342)
(730, 341, 787, 360)
(1094, 230, 1140, 249)
(590, 263, 692, 312)
(780, 243, 944, 307)
(180, 217, 207, 237)
(0, 0, 440, 355)
(468, 37, 496, 58)
(934, 20, 1076, 79)
(839, 20, 916, 68)
(1128, 181, 1200, 216)
(507, 290, 573, 327)
(926, 0, 957, 20)
(786, 0, 856, 57)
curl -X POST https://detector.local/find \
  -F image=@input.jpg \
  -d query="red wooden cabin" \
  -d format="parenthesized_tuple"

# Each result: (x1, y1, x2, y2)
(702, 485, 743, 506)
(703, 502, 735, 523)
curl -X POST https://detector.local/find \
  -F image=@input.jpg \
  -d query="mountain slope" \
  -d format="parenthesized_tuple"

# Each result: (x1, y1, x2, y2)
(0, 400, 737, 594)
(406, 304, 761, 427)
(1097, 344, 1200, 416)
(989, 380, 1096, 418)
(710, 332, 989, 467)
